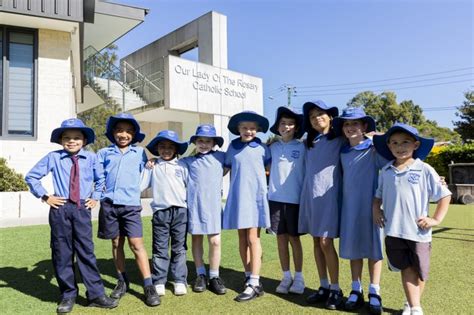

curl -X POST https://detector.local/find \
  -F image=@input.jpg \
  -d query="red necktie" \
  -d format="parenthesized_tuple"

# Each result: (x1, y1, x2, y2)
(70, 155, 80, 208)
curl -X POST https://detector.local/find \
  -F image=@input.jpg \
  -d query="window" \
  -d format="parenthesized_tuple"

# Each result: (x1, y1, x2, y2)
(0, 27, 37, 138)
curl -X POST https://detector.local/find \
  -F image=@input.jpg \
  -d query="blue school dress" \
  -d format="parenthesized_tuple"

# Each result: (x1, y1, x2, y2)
(223, 138, 271, 229)
(298, 134, 345, 238)
(182, 151, 225, 235)
(339, 139, 387, 260)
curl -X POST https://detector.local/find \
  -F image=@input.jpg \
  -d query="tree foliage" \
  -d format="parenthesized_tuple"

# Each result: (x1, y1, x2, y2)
(453, 91, 474, 142)
(347, 91, 461, 142)
(0, 158, 28, 192)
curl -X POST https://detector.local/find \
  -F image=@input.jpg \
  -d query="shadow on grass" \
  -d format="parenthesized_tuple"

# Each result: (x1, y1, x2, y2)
(0, 258, 402, 313)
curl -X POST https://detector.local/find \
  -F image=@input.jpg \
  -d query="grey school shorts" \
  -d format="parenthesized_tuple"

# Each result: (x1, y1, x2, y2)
(385, 236, 431, 281)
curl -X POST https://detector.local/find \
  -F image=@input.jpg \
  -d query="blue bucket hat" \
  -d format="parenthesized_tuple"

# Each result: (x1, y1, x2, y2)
(227, 111, 269, 136)
(333, 107, 376, 136)
(105, 113, 145, 144)
(270, 106, 305, 139)
(50, 118, 95, 144)
(373, 123, 434, 161)
(189, 124, 224, 147)
(302, 100, 339, 132)
(146, 130, 188, 156)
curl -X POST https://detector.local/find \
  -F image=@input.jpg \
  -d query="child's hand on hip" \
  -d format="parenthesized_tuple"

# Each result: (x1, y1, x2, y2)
(85, 199, 97, 210)
(417, 216, 440, 230)
(45, 195, 67, 209)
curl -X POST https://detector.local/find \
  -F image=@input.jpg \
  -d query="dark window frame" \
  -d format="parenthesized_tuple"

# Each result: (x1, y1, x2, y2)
(0, 25, 38, 140)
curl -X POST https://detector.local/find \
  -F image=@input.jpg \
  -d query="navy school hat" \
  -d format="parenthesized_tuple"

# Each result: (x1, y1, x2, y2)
(302, 100, 339, 132)
(270, 106, 305, 139)
(50, 118, 95, 144)
(373, 123, 435, 161)
(189, 124, 224, 147)
(333, 107, 376, 135)
(227, 111, 269, 136)
(105, 113, 145, 144)
(146, 130, 188, 156)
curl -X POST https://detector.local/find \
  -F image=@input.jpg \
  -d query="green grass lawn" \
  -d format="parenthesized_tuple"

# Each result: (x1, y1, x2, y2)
(0, 204, 473, 314)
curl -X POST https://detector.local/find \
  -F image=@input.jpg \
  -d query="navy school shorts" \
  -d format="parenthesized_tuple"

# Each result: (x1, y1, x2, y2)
(98, 198, 143, 239)
(269, 200, 302, 237)
(385, 236, 431, 281)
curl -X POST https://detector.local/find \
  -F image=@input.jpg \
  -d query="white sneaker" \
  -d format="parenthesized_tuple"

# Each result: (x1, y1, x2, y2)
(401, 301, 411, 315)
(288, 278, 305, 294)
(155, 284, 165, 296)
(173, 282, 187, 296)
(411, 306, 423, 315)
(276, 277, 292, 294)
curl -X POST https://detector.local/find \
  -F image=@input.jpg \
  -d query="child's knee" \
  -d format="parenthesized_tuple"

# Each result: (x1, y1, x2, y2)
(319, 237, 334, 250)
(128, 238, 145, 253)
(209, 237, 221, 248)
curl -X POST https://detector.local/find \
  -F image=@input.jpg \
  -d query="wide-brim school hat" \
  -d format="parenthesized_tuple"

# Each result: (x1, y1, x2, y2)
(333, 107, 376, 135)
(373, 122, 434, 161)
(227, 111, 269, 135)
(146, 130, 188, 156)
(269, 106, 305, 139)
(302, 100, 339, 132)
(105, 113, 146, 144)
(50, 118, 95, 144)
(189, 124, 224, 147)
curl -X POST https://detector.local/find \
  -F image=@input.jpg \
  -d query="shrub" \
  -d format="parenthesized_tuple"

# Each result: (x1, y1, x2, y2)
(0, 158, 29, 192)
(425, 144, 474, 178)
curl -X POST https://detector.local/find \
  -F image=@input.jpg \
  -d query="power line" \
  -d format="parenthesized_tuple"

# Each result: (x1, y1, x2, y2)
(297, 73, 472, 93)
(293, 79, 472, 97)
(296, 67, 474, 88)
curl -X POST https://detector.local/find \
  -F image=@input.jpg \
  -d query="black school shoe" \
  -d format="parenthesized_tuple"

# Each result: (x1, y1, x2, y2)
(306, 286, 330, 304)
(234, 283, 264, 302)
(110, 280, 128, 299)
(209, 277, 227, 295)
(368, 293, 383, 315)
(88, 295, 119, 309)
(345, 290, 365, 311)
(326, 289, 344, 310)
(144, 284, 160, 306)
(193, 274, 207, 292)
(56, 297, 75, 313)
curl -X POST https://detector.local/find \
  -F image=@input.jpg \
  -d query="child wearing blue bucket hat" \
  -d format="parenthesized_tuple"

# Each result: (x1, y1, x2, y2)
(223, 111, 271, 302)
(298, 100, 346, 310)
(141, 130, 189, 297)
(25, 118, 118, 313)
(96, 113, 159, 306)
(181, 124, 227, 295)
(267, 107, 306, 295)
(372, 123, 451, 315)
(333, 107, 388, 314)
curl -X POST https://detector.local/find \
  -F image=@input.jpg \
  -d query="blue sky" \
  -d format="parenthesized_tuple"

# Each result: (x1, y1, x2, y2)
(114, 0, 473, 129)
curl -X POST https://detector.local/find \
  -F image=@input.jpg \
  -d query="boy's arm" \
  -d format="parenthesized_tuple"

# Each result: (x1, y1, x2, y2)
(417, 195, 451, 229)
(372, 197, 385, 227)
(25, 154, 52, 199)
(140, 167, 152, 192)
(85, 154, 105, 210)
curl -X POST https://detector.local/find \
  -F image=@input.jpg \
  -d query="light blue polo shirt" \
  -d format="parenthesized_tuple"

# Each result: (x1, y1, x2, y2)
(268, 139, 305, 204)
(97, 144, 147, 206)
(375, 158, 451, 242)
(140, 157, 188, 212)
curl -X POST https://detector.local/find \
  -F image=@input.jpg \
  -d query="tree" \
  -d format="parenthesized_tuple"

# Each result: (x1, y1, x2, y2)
(453, 91, 474, 142)
(346, 91, 461, 142)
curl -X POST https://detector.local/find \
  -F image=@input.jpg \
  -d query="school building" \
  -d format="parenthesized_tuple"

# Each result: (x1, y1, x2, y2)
(0, 1, 263, 226)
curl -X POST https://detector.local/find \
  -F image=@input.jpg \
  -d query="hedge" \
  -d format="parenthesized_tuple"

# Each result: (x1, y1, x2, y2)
(0, 158, 29, 192)
(425, 144, 474, 178)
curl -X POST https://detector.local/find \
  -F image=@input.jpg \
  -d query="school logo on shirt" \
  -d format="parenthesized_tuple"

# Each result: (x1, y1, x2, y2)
(291, 150, 300, 159)
(407, 173, 420, 184)
(175, 169, 183, 178)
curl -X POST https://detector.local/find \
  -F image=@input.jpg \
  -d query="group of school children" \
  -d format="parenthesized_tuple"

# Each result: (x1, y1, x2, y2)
(25, 99, 451, 315)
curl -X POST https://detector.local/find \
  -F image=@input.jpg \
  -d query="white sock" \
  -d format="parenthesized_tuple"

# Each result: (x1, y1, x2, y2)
(244, 271, 251, 278)
(294, 271, 304, 280)
(209, 269, 219, 279)
(283, 270, 292, 279)
(249, 275, 260, 286)
(330, 283, 340, 291)
(320, 278, 330, 289)
(369, 283, 381, 306)
(411, 306, 423, 315)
